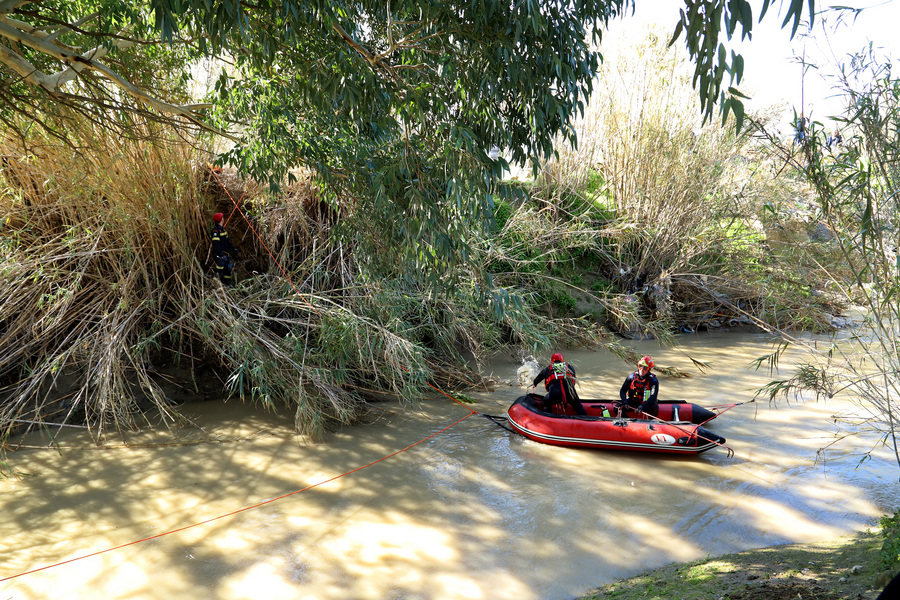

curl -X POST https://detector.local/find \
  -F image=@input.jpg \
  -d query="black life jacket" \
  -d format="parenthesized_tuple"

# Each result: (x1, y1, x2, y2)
(627, 372, 652, 403)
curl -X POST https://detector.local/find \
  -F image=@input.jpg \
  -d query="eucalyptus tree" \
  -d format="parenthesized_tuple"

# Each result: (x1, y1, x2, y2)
(0, 0, 208, 141)
(0, 0, 814, 289)
(0, 0, 826, 440)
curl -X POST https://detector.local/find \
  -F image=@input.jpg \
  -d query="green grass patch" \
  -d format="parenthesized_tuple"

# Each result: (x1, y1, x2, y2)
(579, 530, 885, 600)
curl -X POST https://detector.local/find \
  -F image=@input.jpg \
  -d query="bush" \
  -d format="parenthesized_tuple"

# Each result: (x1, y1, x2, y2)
(540, 288, 577, 314)
(492, 198, 514, 232)
(881, 509, 900, 571)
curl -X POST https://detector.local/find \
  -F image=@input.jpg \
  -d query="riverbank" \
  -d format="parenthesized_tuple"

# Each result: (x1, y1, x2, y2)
(577, 528, 895, 600)
(3, 354, 897, 599)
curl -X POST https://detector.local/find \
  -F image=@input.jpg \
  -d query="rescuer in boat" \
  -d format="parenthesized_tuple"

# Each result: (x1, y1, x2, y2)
(532, 353, 587, 415)
(616, 355, 659, 418)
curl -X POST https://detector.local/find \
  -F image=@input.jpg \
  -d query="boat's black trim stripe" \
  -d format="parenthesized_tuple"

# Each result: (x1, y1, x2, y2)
(506, 415, 717, 453)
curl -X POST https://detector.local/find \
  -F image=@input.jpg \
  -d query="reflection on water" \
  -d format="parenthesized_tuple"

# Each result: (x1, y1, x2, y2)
(1, 331, 897, 600)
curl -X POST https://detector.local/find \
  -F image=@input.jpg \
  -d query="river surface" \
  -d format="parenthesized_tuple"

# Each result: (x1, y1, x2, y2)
(1, 331, 897, 599)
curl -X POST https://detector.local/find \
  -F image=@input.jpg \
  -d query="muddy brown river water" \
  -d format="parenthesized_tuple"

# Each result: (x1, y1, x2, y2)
(1, 331, 897, 599)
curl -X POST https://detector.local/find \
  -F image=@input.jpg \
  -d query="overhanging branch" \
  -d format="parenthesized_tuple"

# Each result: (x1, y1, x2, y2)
(0, 15, 236, 140)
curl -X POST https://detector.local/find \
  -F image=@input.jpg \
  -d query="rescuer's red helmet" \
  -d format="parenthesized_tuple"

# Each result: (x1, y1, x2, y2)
(638, 356, 654, 370)
(551, 353, 564, 363)
(213, 212, 223, 222)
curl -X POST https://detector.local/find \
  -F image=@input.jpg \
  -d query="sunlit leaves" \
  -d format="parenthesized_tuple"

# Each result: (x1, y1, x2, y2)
(669, 0, 816, 128)
(187, 0, 633, 292)
(1, 0, 830, 300)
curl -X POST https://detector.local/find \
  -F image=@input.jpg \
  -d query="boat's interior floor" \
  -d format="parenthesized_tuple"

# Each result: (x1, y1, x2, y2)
(520, 394, 693, 424)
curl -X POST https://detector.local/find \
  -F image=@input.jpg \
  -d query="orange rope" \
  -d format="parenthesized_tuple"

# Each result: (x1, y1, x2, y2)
(1, 410, 476, 582)
(0, 170, 496, 581)
(424, 381, 477, 414)
(208, 168, 320, 316)
(697, 403, 739, 427)
(0, 168, 483, 586)
(224, 193, 245, 227)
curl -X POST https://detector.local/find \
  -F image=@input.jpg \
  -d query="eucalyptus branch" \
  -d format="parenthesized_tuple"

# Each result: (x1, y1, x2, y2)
(0, 11, 99, 44)
(0, 15, 235, 139)
(0, 0, 24, 15)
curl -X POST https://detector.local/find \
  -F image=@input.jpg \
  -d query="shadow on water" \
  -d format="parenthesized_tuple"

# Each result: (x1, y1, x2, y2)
(0, 332, 896, 600)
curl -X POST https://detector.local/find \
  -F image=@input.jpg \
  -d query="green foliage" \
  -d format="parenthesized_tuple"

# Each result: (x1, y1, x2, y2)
(539, 287, 577, 314)
(724, 220, 765, 246)
(492, 199, 514, 233)
(880, 509, 900, 571)
(528, 29, 829, 340)
(1, 0, 865, 449)
(0, 0, 643, 302)
(591, 279, 615, 294)
(0, 1, 204, 142)
(0, 0, 819, 154)
(746, 42, 900, 469)
(556, 292, 578, 313)
(0, 0, 825, 299)
(584, 170, 606, 199)
(669, 0, 814, 128)
(451, 393, 476, 405)
(0, 119, 558, 441)
(580, 530, 883, 600)
(196, 0, 634, 293)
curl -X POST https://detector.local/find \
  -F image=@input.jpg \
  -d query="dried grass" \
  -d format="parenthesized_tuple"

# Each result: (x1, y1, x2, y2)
(0, 117, 493, 446)
(515, 28, 842, 336)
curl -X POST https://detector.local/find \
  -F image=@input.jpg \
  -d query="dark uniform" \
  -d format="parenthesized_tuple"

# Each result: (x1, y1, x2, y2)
(532, 358, 586, 415)
(210, 215, 239, 285)
(618, 370, 659, 418)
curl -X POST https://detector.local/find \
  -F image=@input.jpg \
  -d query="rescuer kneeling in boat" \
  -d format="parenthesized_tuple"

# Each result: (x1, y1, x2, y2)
(532, 353, 587, 415)
(616, 355, 659, 419)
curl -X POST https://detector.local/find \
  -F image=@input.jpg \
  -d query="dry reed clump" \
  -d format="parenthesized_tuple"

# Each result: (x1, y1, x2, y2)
(521, 28, 842, 335)
(0, 123, 209, 441)
(480, 198, 686, 364)
(0, 119, 505, 450)
(580, 31, 754, 291)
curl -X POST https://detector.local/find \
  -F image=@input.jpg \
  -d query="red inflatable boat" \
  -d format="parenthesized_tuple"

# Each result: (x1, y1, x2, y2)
(506, 394, 726, 454)
(578, 398, 722, 424)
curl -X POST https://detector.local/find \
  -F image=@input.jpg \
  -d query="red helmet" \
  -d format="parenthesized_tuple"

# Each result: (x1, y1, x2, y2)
(551, 353, 564, 363)
(638, 356, 654, 370)
(213, 212, 224, 222)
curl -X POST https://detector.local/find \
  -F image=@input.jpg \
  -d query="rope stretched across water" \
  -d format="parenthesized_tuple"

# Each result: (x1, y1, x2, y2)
(1, 409, 477, 582)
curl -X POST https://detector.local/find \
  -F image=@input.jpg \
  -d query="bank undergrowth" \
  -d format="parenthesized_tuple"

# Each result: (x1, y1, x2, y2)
(489, 30, 844, 340)
(0, 117, 550, 444)
(0, 32, 852, 451)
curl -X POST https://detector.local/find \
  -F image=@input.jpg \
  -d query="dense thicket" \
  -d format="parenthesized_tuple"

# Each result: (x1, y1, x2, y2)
(0, 1, 842, 451)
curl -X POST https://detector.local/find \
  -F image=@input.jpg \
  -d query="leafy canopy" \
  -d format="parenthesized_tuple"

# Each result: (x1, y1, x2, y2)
(177, 0, 631, 288)
(0, 0, 815, 287)
(0, 0, 818, 156)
